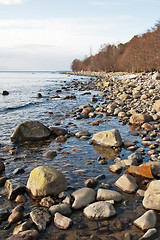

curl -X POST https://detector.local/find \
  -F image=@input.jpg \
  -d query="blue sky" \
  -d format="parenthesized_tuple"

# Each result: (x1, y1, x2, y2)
(0, 0, 159, 70)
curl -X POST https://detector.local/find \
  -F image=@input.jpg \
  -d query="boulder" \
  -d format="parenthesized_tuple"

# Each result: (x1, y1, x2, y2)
(26, 166, 67, 198)
(129, 114, 153, 126)
(83, 201, 116, 220)
(97, 189, 122, 202)
(71, 187, 96, 209)
(133, 210, 156, 231)
(10, 121, 51, 142)
(92, 129, 122, 147)
(143, 180, 160, 210)
(115, 174, 138, 193)
(153, 99, 160, 112)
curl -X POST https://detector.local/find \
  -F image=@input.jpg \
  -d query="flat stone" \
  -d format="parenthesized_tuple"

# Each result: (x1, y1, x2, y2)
(139, 228, 157, 240)
(71, 187, 96, 209)
(84, 201, 116, 220)
(133, 210, 156, 231)
(49, 203, 72, 216)
(115, 174, 138, 193)
(54, 212, 72, 229)
(30, 207, 51, 231)
(97, 189, 122, 202)
(75, 131, 91, 138)
(43, 151, 57, 158)
(109, 164, 122, 173)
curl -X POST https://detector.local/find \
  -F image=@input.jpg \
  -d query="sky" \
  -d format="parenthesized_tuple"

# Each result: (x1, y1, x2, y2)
(0, 0, 159, 71)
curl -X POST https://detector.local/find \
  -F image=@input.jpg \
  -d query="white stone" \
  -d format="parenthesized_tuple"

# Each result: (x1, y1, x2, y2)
(133, 210, 156, 231)
(71, 187, 96, 209)
(143, 180, 160, 210)
(115, 174, 138, 193)
(97, 188, 122, 202)
(83, 201, 116, 220)
(139, 228, 157, 239)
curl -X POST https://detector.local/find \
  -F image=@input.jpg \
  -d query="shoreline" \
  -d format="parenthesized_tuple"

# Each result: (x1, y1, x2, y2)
(0, 71, 160, 240)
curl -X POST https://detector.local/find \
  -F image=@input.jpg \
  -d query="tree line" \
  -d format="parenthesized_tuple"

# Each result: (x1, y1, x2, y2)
(71, 21, 160, 73)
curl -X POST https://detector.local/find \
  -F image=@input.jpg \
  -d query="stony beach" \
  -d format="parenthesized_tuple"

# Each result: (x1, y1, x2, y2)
(0, 71, 160, 240)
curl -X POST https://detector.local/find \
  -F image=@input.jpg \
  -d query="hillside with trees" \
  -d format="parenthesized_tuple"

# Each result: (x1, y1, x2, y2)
(71, 21, 160, 73)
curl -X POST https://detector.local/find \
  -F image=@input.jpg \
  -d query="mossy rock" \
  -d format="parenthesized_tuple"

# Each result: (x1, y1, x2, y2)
(26, 166, 67, 198)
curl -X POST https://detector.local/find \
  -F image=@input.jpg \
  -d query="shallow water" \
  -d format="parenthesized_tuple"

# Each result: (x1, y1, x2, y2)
(0, 71, 158, 239)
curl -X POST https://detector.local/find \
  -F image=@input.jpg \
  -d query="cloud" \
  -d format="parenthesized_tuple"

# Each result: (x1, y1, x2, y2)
(0, 0, 24, 5)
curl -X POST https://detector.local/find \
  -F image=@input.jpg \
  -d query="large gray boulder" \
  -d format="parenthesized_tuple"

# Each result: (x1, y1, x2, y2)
(92, 129, 122, 147)
(26, 166, 67, 198)
(11, 121, 51, 142)
(143, 180, 160, 210)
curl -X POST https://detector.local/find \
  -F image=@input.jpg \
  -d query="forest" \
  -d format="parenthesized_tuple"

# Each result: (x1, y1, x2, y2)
(71, 21, 160, 73)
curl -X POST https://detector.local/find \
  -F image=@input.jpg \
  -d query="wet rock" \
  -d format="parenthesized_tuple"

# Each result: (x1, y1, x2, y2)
(133, 210, 156, 231)
(0, 176, 7, 186)
(115, 174, 138, 193)
(95, 174, 106, 180)
(71, 187, 96, 209)
(5, 179, 26, 200)
(136, 189, 145, 197)
(40, 196, 55, 208)
(7, 230, 39, 240)
(84, 201, 116, 220)
(12, 168, 25, 175)
(26, 166, 67, 198)
(84, 178, 98, 188)
(49, 203, 72, 216)
(0, 160, 5, 172)
(0, 208, 10, 222)
(30, 207, 51, 231)
(15, 194, 27, 204)
(92, 129, 122, 147)
(143, 180, 160, 210)
(97, 189, 122, 202)
(75, 131, 91, 138)
(8, 210, 23, 225)
(13, 220, 33, 235)
(139, 228, 157, 239)
(54, 212, 72, 229)
(36, 93, 42, 98)
(99, 183, 111, 189)
(43, 151, 57, 158)
(2, 90, 9, 95)
(129, 114, 153, 126)
(49, 126, 68, 137)
(11, 121, 51, 142)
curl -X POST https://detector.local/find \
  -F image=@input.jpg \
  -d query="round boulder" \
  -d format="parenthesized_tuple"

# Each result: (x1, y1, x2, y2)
(26, 166, 67, 198)
(10, 121, 51, 142)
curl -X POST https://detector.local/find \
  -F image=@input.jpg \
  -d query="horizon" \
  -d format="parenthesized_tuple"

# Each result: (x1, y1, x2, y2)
(0, 0, 159, 71)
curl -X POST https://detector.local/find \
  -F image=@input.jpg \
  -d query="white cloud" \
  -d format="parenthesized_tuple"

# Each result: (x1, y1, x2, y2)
(0, 0, 24, 5)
